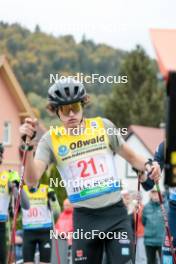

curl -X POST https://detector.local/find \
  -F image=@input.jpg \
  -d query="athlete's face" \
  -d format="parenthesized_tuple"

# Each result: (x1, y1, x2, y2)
(58, 102, 83, 128)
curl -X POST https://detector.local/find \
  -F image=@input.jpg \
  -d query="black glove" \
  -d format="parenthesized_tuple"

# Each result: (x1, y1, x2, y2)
(48, 191, 56, 202)
(21, 131, 37, 143)
(12, 180, 19, 188)
(8, 180, 19, 193)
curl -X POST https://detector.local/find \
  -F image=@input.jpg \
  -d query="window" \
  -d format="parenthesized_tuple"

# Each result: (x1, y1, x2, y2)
(3, 122, 11, 145)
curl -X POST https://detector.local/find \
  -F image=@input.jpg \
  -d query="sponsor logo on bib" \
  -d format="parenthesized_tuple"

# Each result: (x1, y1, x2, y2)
(58, 145, 69, 156)
(70, 135, 105, 150)
(90, 121, 98, 128)
(76, 250, 83, 257)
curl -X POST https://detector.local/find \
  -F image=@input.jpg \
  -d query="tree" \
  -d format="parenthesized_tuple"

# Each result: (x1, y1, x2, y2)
(105, 45, 165, 128)
(35, 25, 41, 33)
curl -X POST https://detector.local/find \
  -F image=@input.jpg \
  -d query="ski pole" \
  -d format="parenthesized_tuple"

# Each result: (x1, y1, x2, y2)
(132, 168, 141, 256)
(155, 183, 176, 264)
(8, 143, 29, 264)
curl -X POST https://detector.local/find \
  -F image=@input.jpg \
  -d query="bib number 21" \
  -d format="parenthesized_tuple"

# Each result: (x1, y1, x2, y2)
(77, 157, 106, 178)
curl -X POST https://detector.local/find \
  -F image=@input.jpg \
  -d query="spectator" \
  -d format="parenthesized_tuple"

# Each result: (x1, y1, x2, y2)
(22, 184, 59, 263)
(142, 188, 165, 264)
(53, 199, 73, 264)
(133, 192, 146, 264)
(122, 190, 136, 233)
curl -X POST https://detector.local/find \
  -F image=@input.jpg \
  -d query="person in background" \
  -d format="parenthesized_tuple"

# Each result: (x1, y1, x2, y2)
(22, 183, 60, 264)
(0, 143, 29, 264)
(133, 192, 146, 264)
(54, 198, 73, 264)
(154, 141, 176, 263)
(142, 187, 165, 264)
(122, 190, 135, 232)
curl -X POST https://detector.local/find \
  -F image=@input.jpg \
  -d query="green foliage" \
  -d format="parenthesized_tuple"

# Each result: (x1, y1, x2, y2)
(105, 46, 165, 128)
(0, 22, 164, 128)
(85, 93, 107, 117)
(0, 22, 126, 124)
(0, 22, 124, 96)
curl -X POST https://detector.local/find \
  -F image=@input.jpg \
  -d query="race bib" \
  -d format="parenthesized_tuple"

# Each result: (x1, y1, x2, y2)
(0, 194, 10, 221)
(0, 172, 9, 221)
(52, 117, 121, 204)
(62, 154, 120, 203)
(22, 205, 52, 229)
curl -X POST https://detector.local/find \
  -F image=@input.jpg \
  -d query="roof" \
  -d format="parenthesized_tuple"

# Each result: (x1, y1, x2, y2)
(0, 55, 46, 135)
(150, 29, 176, 79)
(128, 125, 165, 155)
(0, 55, 35, 118)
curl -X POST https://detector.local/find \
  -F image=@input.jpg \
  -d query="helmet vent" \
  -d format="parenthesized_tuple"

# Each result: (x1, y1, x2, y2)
(74, 86, 79, 95)
(55, 90, 62, 98)
(64, 87, 70, 97)
(80, 89, 84, 95)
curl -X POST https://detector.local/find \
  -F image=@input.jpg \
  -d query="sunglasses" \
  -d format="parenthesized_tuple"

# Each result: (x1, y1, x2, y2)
(59, 102, 82, 116)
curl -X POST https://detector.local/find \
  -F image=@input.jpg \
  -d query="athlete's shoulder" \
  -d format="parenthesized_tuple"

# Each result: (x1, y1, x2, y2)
(86, 116, 116, 128)
(102, 118, 116, 128)
(42, 130, 51, 140)
(38, 130, 52, 147)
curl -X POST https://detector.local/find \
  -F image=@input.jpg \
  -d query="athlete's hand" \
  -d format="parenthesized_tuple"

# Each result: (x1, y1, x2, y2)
(19, 118, 38, 142)
(145, 161, 161, 183)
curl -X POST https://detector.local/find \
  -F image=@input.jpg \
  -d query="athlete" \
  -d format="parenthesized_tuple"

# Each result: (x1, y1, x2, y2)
(19, 78, 160, 264)
(22, 183, 60, 264)
(0, 143, 29, 264)
(154, 141, 176, 263)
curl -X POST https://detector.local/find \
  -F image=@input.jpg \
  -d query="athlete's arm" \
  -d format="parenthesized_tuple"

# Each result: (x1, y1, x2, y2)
(103, 118, 161, 183)
(8, 171, 30, 210)
(9, 183, 30, 210)
(19, 118, 54, 186)
(118, 143, 146, 171)
(118, 143, 161, 183)
(48, 189, 61, 220)
(24, 154, 47, 186)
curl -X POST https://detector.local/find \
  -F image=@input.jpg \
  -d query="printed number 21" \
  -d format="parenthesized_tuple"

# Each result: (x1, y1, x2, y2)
(77, 158, 97, 177)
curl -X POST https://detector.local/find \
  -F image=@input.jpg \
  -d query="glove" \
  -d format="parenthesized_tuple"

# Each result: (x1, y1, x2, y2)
(48, 191, 56, 202)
